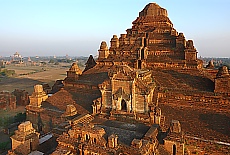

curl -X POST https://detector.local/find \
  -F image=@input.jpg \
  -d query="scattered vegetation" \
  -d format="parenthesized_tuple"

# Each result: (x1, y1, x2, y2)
(14, 112, 26, 123)
(0, 112, 26, 127)
(0, 117, 14, 127)
(0, 141, 10, 151)
(0, 60, 5, 68)
(48, 59, 55, 63)
(54, 62, 59, 65)
(0, 69, 16, 77)
(49, 58, 74, 64)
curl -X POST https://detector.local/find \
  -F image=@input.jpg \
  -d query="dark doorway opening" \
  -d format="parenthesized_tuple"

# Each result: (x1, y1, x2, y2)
(86, 134, 89, 140)
(137, 60, 141, 69)
(173, 144, 176, 155)
(121, 99, 127, 111)
(144, 38, 147, 47)
(141, 48, 145, 59)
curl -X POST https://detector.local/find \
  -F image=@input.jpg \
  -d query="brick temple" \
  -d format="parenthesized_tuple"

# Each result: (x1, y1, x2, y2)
(97, 3, 201, 70)
(8, 3, 230, 155)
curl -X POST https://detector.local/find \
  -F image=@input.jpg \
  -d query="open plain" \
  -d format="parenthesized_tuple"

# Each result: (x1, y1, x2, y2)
(0, 63, 71, 94)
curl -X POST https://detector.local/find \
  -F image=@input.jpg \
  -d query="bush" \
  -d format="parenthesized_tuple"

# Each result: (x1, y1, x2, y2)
(66, 59, 72, 63)
(0, 141, 10, 150)
(54, 62, 59, 65)
(0, 112, 26, 127)
(0, 69, 16, 77)
(49, 59, 55, 63)
(14, 112, 26, 123)
(0, 116, 14, 127)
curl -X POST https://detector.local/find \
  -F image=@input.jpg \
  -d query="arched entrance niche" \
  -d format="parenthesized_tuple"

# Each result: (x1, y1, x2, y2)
(121, 99, 127, 111)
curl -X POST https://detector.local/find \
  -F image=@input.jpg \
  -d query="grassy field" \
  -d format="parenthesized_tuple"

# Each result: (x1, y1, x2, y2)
(0, 63, 70, 94)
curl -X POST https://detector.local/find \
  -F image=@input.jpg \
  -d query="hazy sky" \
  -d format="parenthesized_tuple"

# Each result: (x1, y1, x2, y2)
(0, 0, 229, 57)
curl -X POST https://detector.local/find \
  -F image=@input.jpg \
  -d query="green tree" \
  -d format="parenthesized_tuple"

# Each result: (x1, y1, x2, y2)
(14, 112, 26, 123)
(0, 69, 16, 77)
(0, 141, 10, 150)
(54, 62, 59, 65)
(49, 59, 55, 63)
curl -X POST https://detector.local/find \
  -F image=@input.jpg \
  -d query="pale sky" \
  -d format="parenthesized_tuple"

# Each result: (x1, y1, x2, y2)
(0, 0, 229, 57)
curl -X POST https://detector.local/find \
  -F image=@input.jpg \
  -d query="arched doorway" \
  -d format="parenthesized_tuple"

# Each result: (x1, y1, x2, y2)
(173, 144, 176, 155)
(85, 134, 89, 141)
(141, 48, 145, 59)
(121, 99, 127, 111)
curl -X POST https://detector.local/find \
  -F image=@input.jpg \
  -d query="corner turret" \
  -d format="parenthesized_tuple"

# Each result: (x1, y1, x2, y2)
(214, 66, 230, 94)
(29, 85, 48, 108)
(66, 62, 82, 81)
(98, 41, 110, 59)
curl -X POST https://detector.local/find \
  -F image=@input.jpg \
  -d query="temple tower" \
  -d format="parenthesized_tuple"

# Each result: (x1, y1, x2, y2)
(26, 85, 48, 132)
(66, 62, 82, 80)
(110, 35, 119, 51)
(184, 40, 197, 61)
(10, 121, 40, 155)
(214, 66, 230, 94)
(206, 60, 215, 69)
(98, 41, 109, 59)
(29, 85, 48, 108)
